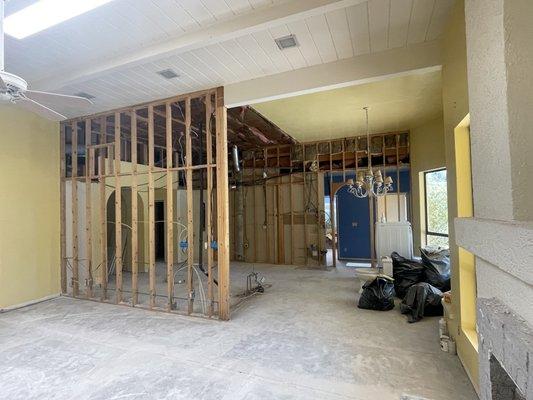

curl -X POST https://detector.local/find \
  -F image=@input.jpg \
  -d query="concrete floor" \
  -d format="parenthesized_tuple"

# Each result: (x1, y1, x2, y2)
(0, 262, 477, 400)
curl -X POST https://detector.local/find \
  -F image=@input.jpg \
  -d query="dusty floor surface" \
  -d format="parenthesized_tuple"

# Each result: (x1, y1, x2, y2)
(0, 262, 477, 400)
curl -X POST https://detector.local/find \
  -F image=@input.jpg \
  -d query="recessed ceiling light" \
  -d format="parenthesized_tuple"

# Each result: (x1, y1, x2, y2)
(157, 69, 180, 79)
(4, 0, 115, 39)
(74, 92, 95, 100)
(275, 34, 299, 50)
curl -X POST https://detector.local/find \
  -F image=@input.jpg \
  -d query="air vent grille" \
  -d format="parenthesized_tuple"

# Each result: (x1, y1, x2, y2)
(157, 69, 180, 79)
(275, 34, 298, 50)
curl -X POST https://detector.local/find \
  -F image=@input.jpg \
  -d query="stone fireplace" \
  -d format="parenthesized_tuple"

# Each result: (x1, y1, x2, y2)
(478, 298, 532, 399)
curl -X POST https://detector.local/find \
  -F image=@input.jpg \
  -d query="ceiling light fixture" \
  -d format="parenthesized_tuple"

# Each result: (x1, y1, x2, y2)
(347, 107, 393, 198)
(275, 34, 298, 50)
(157, 68, 180, 79)
(4, 0, 115, 39)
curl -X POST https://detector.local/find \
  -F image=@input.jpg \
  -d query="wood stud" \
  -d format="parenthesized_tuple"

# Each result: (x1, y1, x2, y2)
(216, 87, 230, 321)
(205, 95, 214, 317)
(85, 119, 93, 298)
(131, 110, 139, 306)
(114, 112, 123, 303)
(148, 105, 156, 309)
(185, 97, 194, 315)
(166, 102, 174, 311)
(71, 120, 79, 297)
(99, 117, 108, 300)
(60, 124, 67, 293)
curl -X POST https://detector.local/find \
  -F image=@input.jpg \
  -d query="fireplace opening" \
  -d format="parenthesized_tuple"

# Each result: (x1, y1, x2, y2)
(490, 355, 525, 400)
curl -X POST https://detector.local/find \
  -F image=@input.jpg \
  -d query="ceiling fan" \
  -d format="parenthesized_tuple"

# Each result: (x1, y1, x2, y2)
(0, 1, 92, 121)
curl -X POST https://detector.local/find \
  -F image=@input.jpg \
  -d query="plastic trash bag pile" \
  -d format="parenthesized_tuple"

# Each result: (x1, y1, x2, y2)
(357, 247, 451, 323)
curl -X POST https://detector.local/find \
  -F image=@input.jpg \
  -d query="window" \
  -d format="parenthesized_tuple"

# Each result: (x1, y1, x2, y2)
(424, 169, 449, 248)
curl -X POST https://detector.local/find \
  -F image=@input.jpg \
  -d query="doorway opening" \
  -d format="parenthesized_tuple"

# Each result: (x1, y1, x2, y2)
(155, 201, 165, 261)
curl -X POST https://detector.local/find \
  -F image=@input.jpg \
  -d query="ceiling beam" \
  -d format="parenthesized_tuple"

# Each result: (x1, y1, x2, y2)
(32, 0, 367, 91)
(224, 39, 443, 108)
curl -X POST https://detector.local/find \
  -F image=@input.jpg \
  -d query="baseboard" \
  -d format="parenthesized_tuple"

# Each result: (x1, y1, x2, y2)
(0, 293, 60, 313)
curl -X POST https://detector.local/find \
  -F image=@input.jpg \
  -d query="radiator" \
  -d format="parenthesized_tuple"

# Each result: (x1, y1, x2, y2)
(375, 221, 413, 260)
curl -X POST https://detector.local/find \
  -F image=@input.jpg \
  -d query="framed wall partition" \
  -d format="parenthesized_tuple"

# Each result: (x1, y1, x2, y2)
(60, 87, 230, 320)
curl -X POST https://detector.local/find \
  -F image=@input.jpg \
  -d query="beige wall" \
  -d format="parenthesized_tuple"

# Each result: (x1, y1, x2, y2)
(0, 105, 60, 309)
(409, 116, 446, 254)
(440, 0, 479, 392)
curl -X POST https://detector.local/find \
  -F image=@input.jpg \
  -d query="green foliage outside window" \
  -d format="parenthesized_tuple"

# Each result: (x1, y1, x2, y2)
(425, 169, 449, 248)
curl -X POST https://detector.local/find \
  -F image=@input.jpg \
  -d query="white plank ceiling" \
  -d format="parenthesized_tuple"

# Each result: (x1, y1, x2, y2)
(4, 0, 454, 117)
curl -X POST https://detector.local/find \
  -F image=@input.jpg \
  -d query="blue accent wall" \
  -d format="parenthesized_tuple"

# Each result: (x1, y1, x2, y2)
(326, 169, 411, 260)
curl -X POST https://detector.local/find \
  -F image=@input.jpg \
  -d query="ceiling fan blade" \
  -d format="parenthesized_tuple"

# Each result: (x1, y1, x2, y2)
(17, 97, 67, 121)
(24, 90, 93, 107)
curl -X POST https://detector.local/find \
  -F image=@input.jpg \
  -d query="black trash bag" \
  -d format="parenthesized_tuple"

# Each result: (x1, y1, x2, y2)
(400, 282, 443, 323)
(420, 248, 451, 292)
(391, 252, 425, 299)
(358, 276, 395, 311)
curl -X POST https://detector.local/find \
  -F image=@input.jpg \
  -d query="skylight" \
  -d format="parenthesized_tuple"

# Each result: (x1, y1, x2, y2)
(4, 0, 115, 39)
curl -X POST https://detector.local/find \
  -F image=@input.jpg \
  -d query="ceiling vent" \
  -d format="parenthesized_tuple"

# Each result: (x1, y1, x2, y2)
(74, 92, 95, 100)
(275, 34, 298, 50)
(157, 68, 180, 79)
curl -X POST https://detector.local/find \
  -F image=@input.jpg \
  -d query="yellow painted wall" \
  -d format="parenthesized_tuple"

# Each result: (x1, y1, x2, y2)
(409, 116, 446, 254)
(252, 71, 443, 142)
(0, 105, 60, 309)
(441, 0, 479, 392)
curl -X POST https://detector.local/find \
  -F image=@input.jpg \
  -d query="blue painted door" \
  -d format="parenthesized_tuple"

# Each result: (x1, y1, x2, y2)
(336, 186, 371, 260)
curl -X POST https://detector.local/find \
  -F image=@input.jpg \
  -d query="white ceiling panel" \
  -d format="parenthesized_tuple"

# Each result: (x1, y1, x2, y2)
(284, 20, 320, 67)
(426, 0, 455, 41)
(251, 30, 293, 73)
(224, 0, 254, 15)
(346, 2, 371, 56)
(389, 0, 414, 48)
(3, 0, 454, 118)
(407, 0, 436, 44)
(325, 8, 354, 60)
(368, 0, 390, 53)
(305, 14, 338, 63)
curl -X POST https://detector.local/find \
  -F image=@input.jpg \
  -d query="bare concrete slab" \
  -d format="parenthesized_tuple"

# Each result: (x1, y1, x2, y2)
(0, 263, 477, 400)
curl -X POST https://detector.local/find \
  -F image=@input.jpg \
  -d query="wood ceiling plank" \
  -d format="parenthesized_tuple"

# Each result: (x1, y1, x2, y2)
(407, 0, 436, 44)
(389, 0, 413, 48)
(346, 2, 370, 55)
(368, 0, 391, 53)
(306, 14, 338, 63)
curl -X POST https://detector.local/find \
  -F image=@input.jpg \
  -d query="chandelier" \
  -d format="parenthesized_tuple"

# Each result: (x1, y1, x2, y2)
(347, 107, 393, 198)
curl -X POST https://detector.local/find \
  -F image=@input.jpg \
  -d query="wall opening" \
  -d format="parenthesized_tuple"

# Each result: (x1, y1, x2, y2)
(454, 114, 477, 349)
(422, 168, 449, 248)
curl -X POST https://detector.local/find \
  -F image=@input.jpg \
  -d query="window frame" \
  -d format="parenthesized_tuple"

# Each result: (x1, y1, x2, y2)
(423, 168, 449, 245)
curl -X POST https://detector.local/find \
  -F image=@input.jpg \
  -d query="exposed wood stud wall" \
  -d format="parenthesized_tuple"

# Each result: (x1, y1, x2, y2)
(61, 88, 226, 319)
(233, 130, 410, 267)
